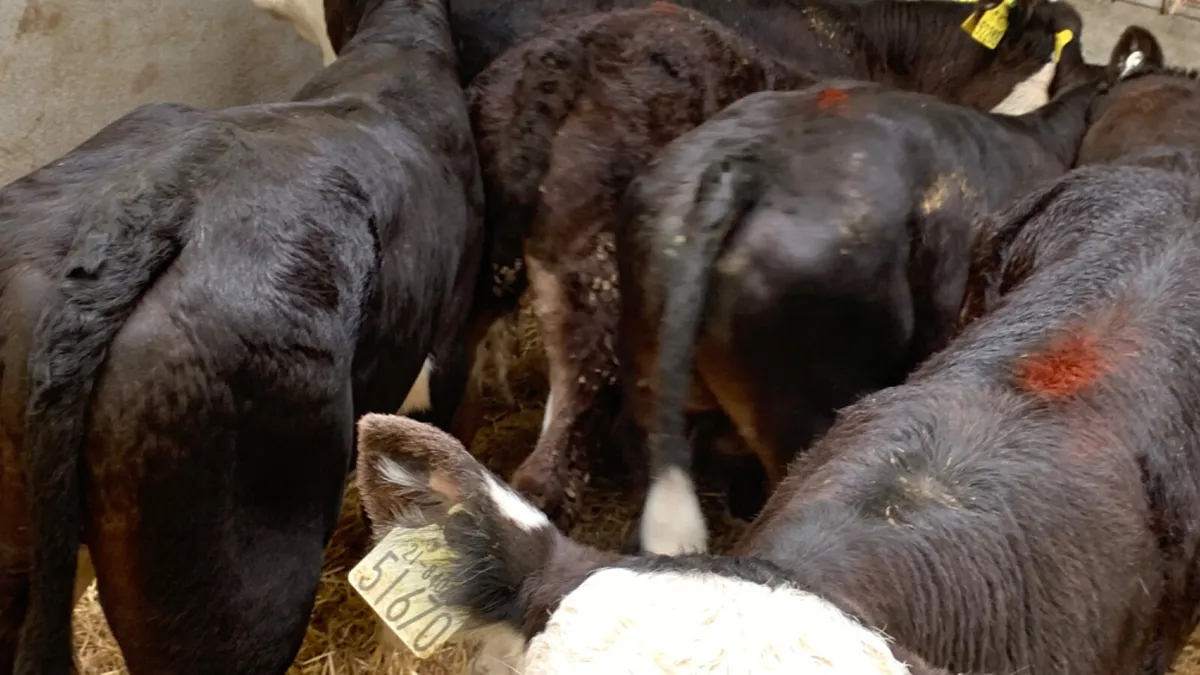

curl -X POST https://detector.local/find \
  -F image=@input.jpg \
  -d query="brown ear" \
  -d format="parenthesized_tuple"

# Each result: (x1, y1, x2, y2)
(355, 414, 489, 540)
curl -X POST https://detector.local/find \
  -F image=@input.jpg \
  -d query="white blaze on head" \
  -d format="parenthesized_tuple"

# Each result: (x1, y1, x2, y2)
(485, 474, 552, 532)
(640, 466, 708, 555)
(399, 356, 436, 415)
(252, 0, 338, 66)
(990, 60, 1059, 116)
(525, 568, 912, 674)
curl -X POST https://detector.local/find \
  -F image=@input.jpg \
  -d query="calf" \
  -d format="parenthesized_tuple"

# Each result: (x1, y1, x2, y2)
(260, 0, 1089, 443)
(457, 0, 1090, 528)
(0, 0, 482, 673)
(350, 35, 1200, 667)
(621, 57, 1115, 554)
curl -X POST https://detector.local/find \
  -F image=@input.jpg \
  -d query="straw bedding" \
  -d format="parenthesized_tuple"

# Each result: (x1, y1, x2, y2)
(70, 301, 1200, 674)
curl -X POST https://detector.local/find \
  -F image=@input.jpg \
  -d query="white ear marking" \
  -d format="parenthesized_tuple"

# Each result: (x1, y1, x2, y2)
(1121, 51, 1146, 78)
(377, 456, 422, 490)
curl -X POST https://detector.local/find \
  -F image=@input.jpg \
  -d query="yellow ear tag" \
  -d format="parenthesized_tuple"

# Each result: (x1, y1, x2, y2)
(961, 1, 1010, 50)
(349, 508, 469, 658)
(1053, 29, 1074, 63)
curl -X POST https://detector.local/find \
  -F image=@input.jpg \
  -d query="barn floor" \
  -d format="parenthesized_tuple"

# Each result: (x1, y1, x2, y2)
(68, 2, 1200, 673)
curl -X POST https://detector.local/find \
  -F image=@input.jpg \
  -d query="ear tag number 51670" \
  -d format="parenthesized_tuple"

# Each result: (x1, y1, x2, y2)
(349, 519, 468, 658)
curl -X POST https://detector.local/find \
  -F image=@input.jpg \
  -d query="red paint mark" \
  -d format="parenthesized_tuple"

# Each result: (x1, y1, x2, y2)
(649, 1, 683, 13)
(1016, 332, 1108, 398)
(817, 88, 850, 110)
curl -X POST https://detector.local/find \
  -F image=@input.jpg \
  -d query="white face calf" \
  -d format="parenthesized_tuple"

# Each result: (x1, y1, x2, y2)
(353, 414, 916, 674)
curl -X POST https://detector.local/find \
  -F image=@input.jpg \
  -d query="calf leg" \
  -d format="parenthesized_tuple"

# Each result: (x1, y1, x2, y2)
(512, 251, 621, 527)
(511, 256, 583, 525)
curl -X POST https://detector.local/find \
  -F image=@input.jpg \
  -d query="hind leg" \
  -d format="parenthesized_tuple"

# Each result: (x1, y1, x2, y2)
(510, 256, 581, 524)
(84, 344, 353, 674)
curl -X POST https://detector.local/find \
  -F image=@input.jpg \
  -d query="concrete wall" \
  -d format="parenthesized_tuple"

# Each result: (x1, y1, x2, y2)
(0, 0, 323, 185)
(1074, 0, 1200, 65)
(1, 0, 1198, 186)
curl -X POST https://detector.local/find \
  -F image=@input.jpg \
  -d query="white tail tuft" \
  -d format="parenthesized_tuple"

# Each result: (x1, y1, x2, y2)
(640, 467, 708, 555)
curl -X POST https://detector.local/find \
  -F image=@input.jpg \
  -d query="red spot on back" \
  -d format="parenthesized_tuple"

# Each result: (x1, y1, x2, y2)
(817, 88, 850, 110)
(1016, 332, 1108, 398)
(648, 1, 683, 13)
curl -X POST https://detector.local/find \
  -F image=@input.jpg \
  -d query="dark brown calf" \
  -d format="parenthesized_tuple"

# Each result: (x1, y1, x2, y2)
(0, 0, 481, 673)
(266, 0, 1088, 429)
(466, 6, 809, 526)
(344, 28, 1200, 675)
(456, 0, 1090, 529)
(622, 61, 1107, 554)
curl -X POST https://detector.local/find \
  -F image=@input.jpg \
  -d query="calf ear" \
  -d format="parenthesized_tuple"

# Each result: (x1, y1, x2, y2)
(1109, 26, 1164, 80)
(354, 414, 616, 655)
(356, 413, 494, 540)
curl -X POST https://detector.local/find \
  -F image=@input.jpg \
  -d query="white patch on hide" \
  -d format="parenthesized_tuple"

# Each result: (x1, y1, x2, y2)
(485, 474, 551, 532)
(540, 391, 555, 434)
(399, 356, 435, 415)
(1121, 51, 1146, 79)
(640, 467, 708, 555)
(990, 60, 1059, 116)
(525, 568, 912, 674)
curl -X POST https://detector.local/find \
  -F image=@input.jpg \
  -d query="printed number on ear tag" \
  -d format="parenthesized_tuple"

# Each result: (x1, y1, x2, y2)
(349, 513, 468, 658)
(961, 1, 1010, 50)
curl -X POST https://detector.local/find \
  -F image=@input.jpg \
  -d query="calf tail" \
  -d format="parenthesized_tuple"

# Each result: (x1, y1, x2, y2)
(640, 154, 763, 556)
(16, 186, 190, 675)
